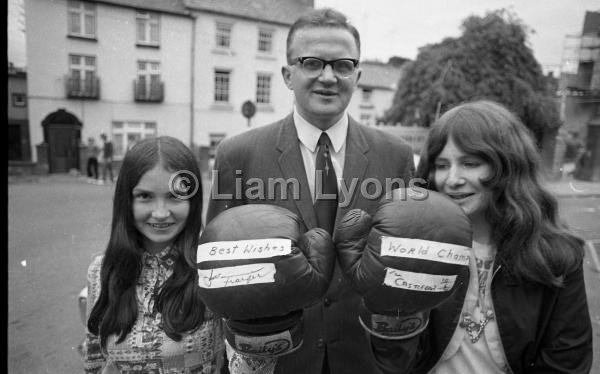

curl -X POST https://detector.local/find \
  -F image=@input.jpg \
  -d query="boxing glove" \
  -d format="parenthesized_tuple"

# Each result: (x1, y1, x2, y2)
(334, 188, 471, 340)
(197, 204, 335, 357)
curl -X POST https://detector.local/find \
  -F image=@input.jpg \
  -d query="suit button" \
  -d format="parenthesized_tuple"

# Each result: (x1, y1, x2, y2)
(316, 338, 324, 348)
(324, 298, 331, 307)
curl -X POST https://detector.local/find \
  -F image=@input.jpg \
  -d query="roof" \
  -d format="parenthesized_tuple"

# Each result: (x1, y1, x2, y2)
(358, 61, 406, 91)
(184, 0, 313, 26)
(90, 0, 189, 15)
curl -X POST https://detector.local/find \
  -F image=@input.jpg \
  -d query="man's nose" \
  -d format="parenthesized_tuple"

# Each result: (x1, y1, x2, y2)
(318, 63, 337, 82)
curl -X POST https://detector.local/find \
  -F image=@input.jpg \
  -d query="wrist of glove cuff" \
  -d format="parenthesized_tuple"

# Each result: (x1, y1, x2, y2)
(224, 312, 304, 358)
(358, 299, 430, 340)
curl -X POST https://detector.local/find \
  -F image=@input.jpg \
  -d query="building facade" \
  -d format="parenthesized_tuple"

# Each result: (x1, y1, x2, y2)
(8, 64, 31, 162)
(558, 10, 600, 181)
(24, 0, 313, 171)
(347, 60, 406, 127)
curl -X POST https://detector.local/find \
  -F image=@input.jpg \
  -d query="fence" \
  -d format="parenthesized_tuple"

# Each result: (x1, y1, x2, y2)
(378, 126, 429, 155)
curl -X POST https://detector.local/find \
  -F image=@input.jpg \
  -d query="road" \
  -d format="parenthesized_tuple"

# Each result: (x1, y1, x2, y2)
(7, 176, 600, 373)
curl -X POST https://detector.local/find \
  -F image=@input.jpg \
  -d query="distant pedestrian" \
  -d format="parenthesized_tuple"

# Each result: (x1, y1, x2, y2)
(99, 133, 114, 184)
(83, 136, 225, 372)
(85, 137, 100, 182)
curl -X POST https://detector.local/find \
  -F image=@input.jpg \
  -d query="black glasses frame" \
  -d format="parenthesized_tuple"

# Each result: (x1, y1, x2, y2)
(296, 57, 359, 77)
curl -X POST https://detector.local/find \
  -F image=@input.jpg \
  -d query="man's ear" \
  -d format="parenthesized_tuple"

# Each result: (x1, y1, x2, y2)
(355, 68, 362, 87)
(282, 65, 293, 90)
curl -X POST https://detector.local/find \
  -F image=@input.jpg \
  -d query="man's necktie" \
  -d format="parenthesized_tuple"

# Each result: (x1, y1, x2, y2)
(314, 132, 338, 234)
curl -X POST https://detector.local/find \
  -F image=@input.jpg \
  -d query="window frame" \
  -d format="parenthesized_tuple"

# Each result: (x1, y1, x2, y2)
(12, 93, 27, 107)
(67, 0, 96, 39)
(136, 10, 160, 46)
(214, 69, 231, 103)
(111, 121, 157, 159)
(68, 53, 98, 94)
(215, 22, 232, 49)
(258, 28, 273, 52)
(256, 73, 272, 104)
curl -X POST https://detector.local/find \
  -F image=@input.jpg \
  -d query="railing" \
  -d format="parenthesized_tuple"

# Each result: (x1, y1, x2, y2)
(66, 76, 100, 99)
(133, 80, 164, 102)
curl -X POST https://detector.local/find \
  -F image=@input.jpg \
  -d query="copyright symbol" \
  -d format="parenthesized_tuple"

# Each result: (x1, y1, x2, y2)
(169, 170, 199, 200)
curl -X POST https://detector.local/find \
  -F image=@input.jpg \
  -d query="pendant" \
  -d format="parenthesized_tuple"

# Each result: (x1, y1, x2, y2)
(459, 310, 494, 343)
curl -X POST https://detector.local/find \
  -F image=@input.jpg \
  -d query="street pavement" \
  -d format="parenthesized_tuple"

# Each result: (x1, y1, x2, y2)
(7, 172, 600, 373)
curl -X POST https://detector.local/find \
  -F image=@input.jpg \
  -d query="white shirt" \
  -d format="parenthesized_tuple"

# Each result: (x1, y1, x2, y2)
(293, 108, 347, 203)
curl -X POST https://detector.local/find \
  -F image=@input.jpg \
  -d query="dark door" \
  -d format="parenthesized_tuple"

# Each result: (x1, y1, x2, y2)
(47, 124, 80, 173)
(9, 124, 22, 160)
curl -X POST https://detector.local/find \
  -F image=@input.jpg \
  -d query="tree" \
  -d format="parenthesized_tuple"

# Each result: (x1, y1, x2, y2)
(385, 9, 559, 143)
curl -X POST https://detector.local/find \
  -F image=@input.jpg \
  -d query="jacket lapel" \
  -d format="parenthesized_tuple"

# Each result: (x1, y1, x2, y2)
(276, 115, 318, 229)
(338, 117, 369, 222)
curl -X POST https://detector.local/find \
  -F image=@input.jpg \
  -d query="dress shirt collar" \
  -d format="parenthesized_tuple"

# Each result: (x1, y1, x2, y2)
(293, 107, 348, 153)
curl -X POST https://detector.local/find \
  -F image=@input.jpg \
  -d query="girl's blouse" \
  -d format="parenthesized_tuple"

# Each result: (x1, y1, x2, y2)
(83, 248, 225, 373)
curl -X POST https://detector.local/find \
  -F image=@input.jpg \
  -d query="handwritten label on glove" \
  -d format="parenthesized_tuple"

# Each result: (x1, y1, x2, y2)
(198, 263, 276, 288)
(380, 236, 470, 266)
(234, 330, 293, 357)
(383, 268, 456, 292)
(197, 239, 292, 263)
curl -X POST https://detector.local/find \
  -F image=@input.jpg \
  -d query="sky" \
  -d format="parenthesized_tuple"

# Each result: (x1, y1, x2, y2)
(8, 0, 600, 73)
(315, 0, 600, 74)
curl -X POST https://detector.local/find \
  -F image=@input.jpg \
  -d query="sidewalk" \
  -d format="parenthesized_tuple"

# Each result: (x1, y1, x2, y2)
(545, 174, 600, 198)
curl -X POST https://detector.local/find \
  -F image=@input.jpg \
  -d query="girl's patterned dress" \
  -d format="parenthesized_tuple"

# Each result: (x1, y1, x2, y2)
(83, 247, 225, 373)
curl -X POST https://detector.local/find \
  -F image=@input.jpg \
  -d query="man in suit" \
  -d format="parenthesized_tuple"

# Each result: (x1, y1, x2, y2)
(207, 8, 415, 374)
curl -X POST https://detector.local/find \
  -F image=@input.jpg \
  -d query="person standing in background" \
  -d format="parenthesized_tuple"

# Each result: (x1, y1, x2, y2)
(86, 137, 100, 183)
(100, 133, 114, 185)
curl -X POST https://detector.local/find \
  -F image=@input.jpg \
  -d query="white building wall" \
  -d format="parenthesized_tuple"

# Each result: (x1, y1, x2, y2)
(25, 0, 193, 161)
(347, 86, 395, 126)
(192, 13, 294, 146)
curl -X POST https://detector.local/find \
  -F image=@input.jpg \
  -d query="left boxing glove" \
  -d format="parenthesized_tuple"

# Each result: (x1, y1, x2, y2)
(197, 204, 335, 358)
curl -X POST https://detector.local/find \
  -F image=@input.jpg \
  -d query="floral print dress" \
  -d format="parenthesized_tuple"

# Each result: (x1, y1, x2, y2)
(83, 248, 225, 373)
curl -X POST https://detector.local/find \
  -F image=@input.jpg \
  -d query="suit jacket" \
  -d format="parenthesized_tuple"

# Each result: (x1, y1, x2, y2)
(207, 113, 415, 374)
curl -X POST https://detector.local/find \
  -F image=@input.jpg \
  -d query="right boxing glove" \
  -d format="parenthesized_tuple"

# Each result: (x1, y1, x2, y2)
(196, 204, 335, 357)
(334, 188, 472, 340)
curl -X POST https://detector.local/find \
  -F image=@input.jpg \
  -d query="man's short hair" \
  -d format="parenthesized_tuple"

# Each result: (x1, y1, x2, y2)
(286, 8, 361, 65)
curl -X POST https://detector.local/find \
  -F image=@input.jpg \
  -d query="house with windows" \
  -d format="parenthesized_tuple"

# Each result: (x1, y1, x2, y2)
(8, 63, 31, 163)
(347, 60, 406, 127)
(24, 0, 313, 172)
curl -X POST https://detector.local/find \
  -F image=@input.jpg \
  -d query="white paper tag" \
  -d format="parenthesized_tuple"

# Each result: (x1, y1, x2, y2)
(234, 330, 293, 356)
(383, 268, 456, 292)
(198, 263, 276, 288)
(380, 236, 470, 266)
(197, 238, 292, 263)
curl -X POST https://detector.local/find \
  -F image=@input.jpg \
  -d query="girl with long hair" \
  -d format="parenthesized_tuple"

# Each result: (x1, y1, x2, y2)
(83, 136, 224, 373)
(370, 100, 592, 373)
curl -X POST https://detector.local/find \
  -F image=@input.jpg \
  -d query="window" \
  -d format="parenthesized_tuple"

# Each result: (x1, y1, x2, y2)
(256, 73, 271, 104)
(216, 22, 232, 48)
(258, 29, 273, 52)
(137, 60, 161, 98)
(362, 88, 372, 102)
(214, 70, 230, 102)
(67, 0, 96, 38)
(209, 133, 226, 158)
(360, 113, 371, 125)
(69, 54, 97, 93)
(136, 11, 160, 46)
(12, 93, 26, 107)
(112, 121, 157, 158)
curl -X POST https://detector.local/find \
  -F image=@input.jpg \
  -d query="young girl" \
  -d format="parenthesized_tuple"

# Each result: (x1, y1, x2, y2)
(84, 136, 224, 373)
(370, 100, 593, 373)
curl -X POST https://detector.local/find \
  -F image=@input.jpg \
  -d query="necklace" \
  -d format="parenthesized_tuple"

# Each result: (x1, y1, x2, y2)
(459, 309, 494, 343)
(459, 246, 496, 344)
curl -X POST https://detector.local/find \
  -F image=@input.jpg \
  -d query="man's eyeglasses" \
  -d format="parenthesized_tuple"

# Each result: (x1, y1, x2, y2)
(296, 57, 359, 78)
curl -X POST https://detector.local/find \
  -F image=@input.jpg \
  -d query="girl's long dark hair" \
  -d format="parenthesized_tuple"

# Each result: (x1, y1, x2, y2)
(416, 100, 584, 287)
(87, 136, 205, 348)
